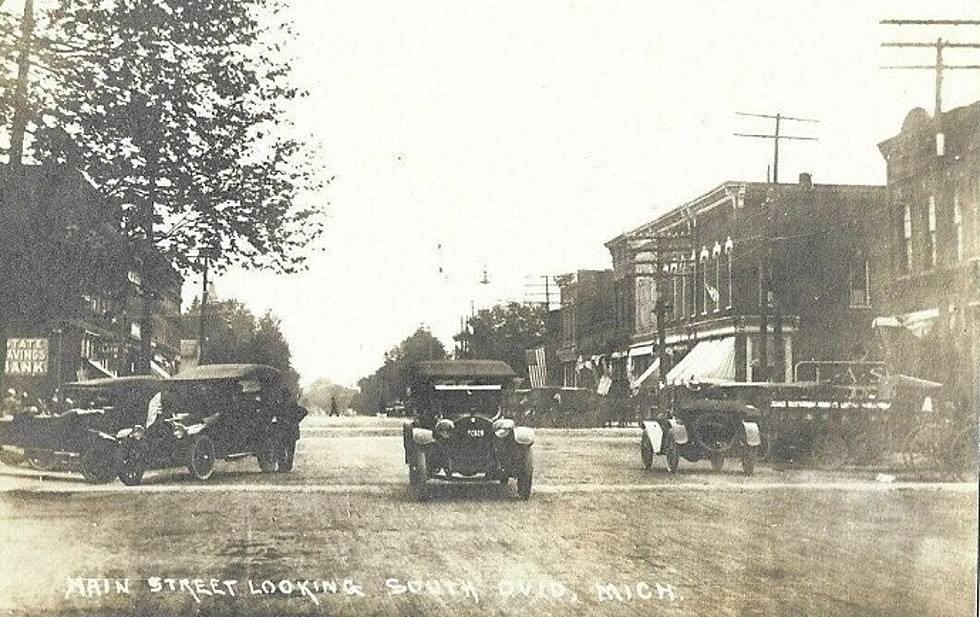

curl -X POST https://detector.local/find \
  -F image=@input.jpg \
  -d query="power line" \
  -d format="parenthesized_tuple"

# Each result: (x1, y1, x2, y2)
(880, 19, 980, 116)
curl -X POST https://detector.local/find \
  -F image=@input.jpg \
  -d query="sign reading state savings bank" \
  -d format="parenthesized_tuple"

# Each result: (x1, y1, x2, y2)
(5, 338, 49, 375)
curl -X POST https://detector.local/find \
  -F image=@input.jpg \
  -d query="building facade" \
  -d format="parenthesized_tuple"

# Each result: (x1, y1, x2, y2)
(555, 269, 624, 388)
(0, 165, 183, 400)
(606, 175, 887, 388)
(877, 103, 980, 413)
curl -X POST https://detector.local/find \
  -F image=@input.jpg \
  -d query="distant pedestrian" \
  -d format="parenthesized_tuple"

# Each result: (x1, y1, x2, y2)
(330, 396, 339, 417)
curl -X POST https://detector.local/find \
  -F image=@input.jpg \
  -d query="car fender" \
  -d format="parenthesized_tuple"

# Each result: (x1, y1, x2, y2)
(412, 427, 435, 446)
(742, 421, 761, 447)
(513, 426, 535, 446)
(668, 418, 689, 446)
(641, 420, 664, 453)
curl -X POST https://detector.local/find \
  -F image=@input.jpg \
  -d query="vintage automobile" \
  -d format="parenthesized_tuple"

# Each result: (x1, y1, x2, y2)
(0, 376, 164, 483)
(402, 360, 535, 500)
(640, 386, 763, 475)
(110, 363, 301, 485)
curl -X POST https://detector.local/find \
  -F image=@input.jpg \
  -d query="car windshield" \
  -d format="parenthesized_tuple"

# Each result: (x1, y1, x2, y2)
(431, 389, 502, 418)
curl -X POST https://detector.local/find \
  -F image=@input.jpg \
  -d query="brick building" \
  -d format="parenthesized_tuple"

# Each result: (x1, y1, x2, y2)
(555, 269, 622, 387)
(605, 175, 887, 389)
(0, 165, 183, 399)
(876, 103, 980, 412)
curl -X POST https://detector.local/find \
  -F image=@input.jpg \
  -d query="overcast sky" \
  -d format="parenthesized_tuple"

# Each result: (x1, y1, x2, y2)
(206, 0, 980, 387)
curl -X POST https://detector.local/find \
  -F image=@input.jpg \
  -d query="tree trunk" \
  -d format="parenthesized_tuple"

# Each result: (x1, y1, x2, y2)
(9, 0, 34, 165)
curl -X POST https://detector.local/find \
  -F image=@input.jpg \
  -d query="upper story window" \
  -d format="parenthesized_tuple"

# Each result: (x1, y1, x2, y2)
(689, 251, 697, 317)
(849, 250, 870, 307)
(724, 237, 734, 308)
(925, 196, 937, 270)
(953, 192, 963, 262)
(711, 242, 722, 313)
(899, 203, 913, 274)
(699, 248, 709, 315)
(670, 263, 680, 323)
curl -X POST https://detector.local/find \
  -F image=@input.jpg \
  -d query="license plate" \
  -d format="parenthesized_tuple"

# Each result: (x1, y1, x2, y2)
(467, 429, 485, 437)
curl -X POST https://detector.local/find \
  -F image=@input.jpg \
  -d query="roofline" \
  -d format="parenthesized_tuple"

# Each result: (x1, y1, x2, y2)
(606, 180, 886, 247)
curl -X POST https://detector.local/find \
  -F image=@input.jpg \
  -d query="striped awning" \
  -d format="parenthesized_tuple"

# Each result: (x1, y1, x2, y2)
(665, 338, 736, 385)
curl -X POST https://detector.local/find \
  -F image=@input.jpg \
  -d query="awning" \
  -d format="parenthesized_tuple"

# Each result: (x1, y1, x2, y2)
(665, 338, 736, 385)
(630, 357, 661, 394)
(84, 358, 115, 379)
(628, 344, 654, 358)
(872, 308, 939, 338)
(150, 361, 171, 379)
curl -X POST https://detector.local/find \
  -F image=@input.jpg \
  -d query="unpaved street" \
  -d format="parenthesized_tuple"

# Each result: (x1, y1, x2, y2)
(0, 416, 975, 617)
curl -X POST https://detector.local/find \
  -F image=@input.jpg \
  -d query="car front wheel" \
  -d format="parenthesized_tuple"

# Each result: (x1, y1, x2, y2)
(277, 439, 296, 473)
(664, 435, 680, 473)
(186, 435, 216, 481)
(257, 435, 279, 473)
(641, 435, 653, 470)
(80, 444, 116, 484)
(410, 450, 429, 501)
(517, 448, 533, 500)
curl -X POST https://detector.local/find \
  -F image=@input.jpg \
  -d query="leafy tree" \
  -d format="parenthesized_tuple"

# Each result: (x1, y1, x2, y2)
(300, 378, 357, 415)
(182, 297, 300, 393)
(2, 0, 325, 371)
(457, 302, 549, 378)
(355, 327, 446, 413)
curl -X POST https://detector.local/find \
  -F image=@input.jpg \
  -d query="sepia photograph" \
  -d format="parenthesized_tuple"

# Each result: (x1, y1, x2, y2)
(0, 1, 977, 616)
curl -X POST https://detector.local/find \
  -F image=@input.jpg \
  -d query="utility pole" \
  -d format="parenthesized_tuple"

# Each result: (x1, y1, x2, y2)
(626, 227, 694, 407)
(523, 275, 558, 310)
(198, 254, 210, 365)
(735, 112, 819, 184)
(735, 112, 819, 381)
(9, 0, 34, 165)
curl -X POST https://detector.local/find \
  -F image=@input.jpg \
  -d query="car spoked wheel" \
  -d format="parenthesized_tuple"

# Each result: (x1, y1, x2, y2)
(710, 453, 725, 472)
(741, 445, 757, 475)
(410, 450, 429, 501)
(186, 435, 216, 481)
(277, 439, 296, 473)
(257, 436, 279, 473)
(26, 450, 54, 471)
(640, 435, 653, 471)
(664, 435, 680, 473)
(80, 444, 116, 484)
(116, 447, 145, 486)
(517, 448, 533, 500)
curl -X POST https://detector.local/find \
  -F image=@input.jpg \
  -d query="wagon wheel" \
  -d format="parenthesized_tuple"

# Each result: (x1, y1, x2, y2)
(937, 426, 977, 481)
(901, 425, 932, 476)
(811, 431, 847, 469)
(0, 447, 23, 467)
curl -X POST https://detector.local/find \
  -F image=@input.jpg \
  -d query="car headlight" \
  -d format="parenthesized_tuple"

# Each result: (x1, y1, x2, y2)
(434, 418, 454, 439)
(172, 423, 187, 439)
(131, 424, 145, 440)
(492, 418, 515, 438)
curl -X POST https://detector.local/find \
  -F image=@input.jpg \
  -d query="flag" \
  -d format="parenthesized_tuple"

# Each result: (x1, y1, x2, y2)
(525, 347, 548, 388)
(145, 392, 163, 427)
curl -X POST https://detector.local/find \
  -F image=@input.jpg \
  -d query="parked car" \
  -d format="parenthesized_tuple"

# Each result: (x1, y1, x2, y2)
(110, 364, 302, 485)
(640, 386, 763, 475)
(402, 360, 535, 500)
(0, 376, 164, 483)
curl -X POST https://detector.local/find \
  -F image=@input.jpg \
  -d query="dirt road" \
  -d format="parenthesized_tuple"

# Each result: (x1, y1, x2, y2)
(0, 416, 975, 616)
